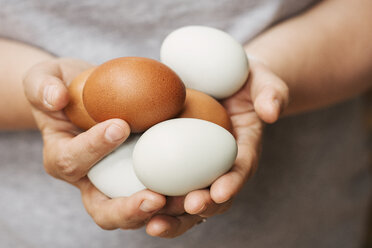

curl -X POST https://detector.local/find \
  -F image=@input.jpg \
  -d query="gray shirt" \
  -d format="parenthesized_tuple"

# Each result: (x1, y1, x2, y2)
(0, 1, 370, 247)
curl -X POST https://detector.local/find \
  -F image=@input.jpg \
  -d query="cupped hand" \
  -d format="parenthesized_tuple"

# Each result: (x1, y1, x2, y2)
(23, 58, 166, 230)
(145, 59, 289, 238)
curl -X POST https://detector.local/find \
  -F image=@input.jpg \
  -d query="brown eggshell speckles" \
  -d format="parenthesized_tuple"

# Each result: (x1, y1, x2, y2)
(178, 89, 233, 132)
(64, 67, 97, 130)
(83, 57, 186, 132)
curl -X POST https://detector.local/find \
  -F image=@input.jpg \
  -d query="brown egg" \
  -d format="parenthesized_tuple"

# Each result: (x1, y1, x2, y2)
(83, 57, 186, 132)
(178, 89, 233, 132)
(64, 67, 97, 130)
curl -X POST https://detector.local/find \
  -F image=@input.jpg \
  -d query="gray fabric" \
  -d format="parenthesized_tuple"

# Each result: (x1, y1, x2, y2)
(0, 0, 316, 63)
(0, 99, 370, 248)
(0, 0, 371, 247)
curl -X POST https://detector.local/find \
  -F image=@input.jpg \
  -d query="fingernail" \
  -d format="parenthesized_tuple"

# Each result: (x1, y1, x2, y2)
(105, 123, 125, 142)
(140, 200, 159, 213)
(43, 85, 58, 107)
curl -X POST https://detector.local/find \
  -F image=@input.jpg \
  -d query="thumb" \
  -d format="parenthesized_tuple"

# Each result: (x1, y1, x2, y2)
(23, 60, 69, 112)
(249, 62, 289, 123)
(44, 118, 131, 183)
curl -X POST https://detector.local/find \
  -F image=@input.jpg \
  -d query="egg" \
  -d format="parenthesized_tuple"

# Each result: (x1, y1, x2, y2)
(161, 26, 249, 99)
(64, 67, 97, 130)
(83, 57, 186, 132)
(178, 89, 232, 132)
(133, 118, 237, 196)
(87, 135, 146, 198)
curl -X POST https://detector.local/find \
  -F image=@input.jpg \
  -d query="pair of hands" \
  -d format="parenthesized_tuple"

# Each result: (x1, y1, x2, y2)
(23, 57, 288, 238)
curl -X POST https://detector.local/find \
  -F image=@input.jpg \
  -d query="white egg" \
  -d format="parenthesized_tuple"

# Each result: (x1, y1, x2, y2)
(160, 25, 249, 99)
(87, 135, 146, 198)
(132, 118, 237, 196)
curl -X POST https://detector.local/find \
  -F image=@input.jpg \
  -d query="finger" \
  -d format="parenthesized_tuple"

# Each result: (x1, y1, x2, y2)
(184, 189, 233, 217)
(210, 143, 257, 204)
(249, 62, 289, 123)
(77, 177, 166, 230)
(23, 60, 69, 111)
(30, 106, 75, 135)
(210, 112, 262, 204)
(158, 196, 186, 216)
(146, 214, 202, 238)
(44, 119, 130, 182)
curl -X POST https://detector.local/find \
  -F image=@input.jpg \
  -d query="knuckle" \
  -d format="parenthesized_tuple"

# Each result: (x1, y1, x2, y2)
(94, 215, 116, 230)
(84, 138, 100, 156)
(43, 153, 58, 178)
(234, 162, 248, 183)
(117, 209, 134, 225)
(116, 203, 146, 230)
(41, 125, 54, 138)
(55, 152, 80, 181)
(22, 62, 42, 83)
(43, 144, 61, 179)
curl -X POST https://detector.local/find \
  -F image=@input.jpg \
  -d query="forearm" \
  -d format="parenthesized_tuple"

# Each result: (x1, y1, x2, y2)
(0, 38, 53, 129)
(245, 0, 372, 115)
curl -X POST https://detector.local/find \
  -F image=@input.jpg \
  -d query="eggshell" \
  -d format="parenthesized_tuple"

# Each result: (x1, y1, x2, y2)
(178, 89, 232, 132)
(83, 57, 186, 132)
(133, 118, 237, 196)
(87, 135, 146, 198)
(64, 68, 97, 130)
(161, 26, 249, 99)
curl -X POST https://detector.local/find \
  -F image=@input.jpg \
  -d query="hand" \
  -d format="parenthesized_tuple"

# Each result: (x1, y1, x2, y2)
(145, 59, 289, 238)
(23, 58, 166, 230)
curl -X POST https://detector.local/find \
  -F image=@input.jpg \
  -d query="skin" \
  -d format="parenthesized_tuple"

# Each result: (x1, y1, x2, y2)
(1, 0, 371, 238)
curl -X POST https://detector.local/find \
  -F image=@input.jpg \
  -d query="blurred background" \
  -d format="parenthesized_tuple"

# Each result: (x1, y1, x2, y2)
(364, 91, 372, 248)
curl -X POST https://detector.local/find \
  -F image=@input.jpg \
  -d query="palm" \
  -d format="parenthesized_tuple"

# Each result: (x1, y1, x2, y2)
(25, 57, 287, 237)
(221, 82, 263, 191)
(214, 59, 288, 199)
(27, 59, 137, 219)
(145, 60, 291, 238)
